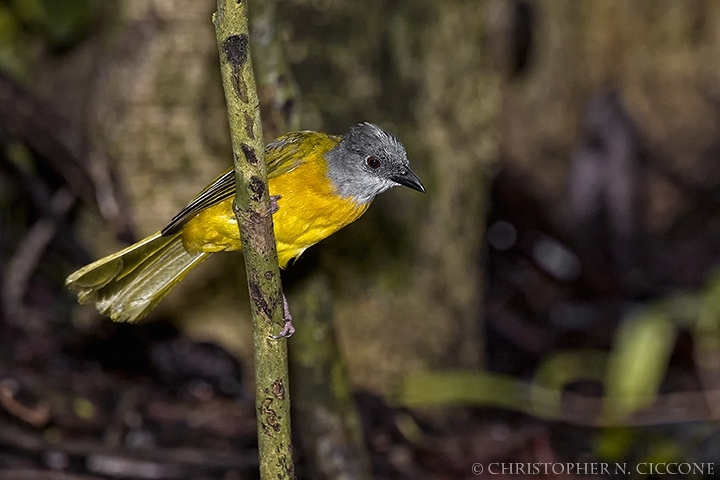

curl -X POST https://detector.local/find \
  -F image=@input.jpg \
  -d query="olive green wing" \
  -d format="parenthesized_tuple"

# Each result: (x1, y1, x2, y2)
(161, 131, 336, 235)
(265, 130, 338, 179)
(161, 168, 236, 235)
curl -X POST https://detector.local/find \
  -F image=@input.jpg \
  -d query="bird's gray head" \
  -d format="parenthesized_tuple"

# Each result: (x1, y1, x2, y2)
(325, 123, 425, 204)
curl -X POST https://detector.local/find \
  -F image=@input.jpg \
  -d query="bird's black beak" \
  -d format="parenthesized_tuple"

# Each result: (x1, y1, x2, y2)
(392, 167, 425, 193)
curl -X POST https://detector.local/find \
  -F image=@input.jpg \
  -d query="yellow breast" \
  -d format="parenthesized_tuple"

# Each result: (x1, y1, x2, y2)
(180, 150, 370, 267)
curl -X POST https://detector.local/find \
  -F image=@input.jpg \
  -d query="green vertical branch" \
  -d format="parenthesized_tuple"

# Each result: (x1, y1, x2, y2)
(213, 2, 294, 479)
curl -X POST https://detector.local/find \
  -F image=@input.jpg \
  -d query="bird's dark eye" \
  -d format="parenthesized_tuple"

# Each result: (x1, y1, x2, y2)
(366, 155, 381, 169)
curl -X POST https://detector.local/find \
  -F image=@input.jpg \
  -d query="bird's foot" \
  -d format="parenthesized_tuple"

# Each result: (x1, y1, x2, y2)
(264, 195, 282, 218)
(272, 320, 295, 339)
(271, 293, 295, 339)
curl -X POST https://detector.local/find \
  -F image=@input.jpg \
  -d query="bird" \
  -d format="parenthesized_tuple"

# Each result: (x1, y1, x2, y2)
(65, 122, 425, 337)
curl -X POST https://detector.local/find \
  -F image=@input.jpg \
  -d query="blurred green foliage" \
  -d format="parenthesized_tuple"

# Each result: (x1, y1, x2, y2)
(531, 349, 607, 418)
(399, 270, 720, 469)
(697, 273, 720, 355)
(604, 310, 676, 421)
(0, 0, 97, 79)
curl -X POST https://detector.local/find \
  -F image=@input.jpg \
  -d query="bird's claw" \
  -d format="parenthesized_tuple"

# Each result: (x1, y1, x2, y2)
(270, 293, 294, 339)
(264, 195, 282, 218)
(271, 319, 295, 339)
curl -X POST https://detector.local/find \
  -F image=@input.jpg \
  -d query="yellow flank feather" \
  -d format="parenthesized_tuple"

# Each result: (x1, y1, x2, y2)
(180, 134, 370, 267)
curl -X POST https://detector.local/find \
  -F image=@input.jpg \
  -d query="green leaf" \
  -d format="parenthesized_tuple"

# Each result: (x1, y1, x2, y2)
(604, 310, 676, 421)
(532, 349, 607, 418)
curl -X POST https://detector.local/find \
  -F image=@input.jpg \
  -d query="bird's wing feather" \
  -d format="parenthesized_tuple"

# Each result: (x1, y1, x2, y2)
(161, 169, 236, 235)
(265, 131, 336, 178)
(161, 131, 338, 235)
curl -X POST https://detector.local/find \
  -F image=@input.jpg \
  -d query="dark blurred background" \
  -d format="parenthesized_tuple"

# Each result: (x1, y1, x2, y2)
(2, 0, 720, 478)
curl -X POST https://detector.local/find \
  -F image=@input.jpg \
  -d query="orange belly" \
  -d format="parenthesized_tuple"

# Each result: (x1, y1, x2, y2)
(180, 156, 370, 267)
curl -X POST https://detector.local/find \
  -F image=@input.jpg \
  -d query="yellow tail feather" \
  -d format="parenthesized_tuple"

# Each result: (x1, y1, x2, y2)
(66, 233, 209, 322)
